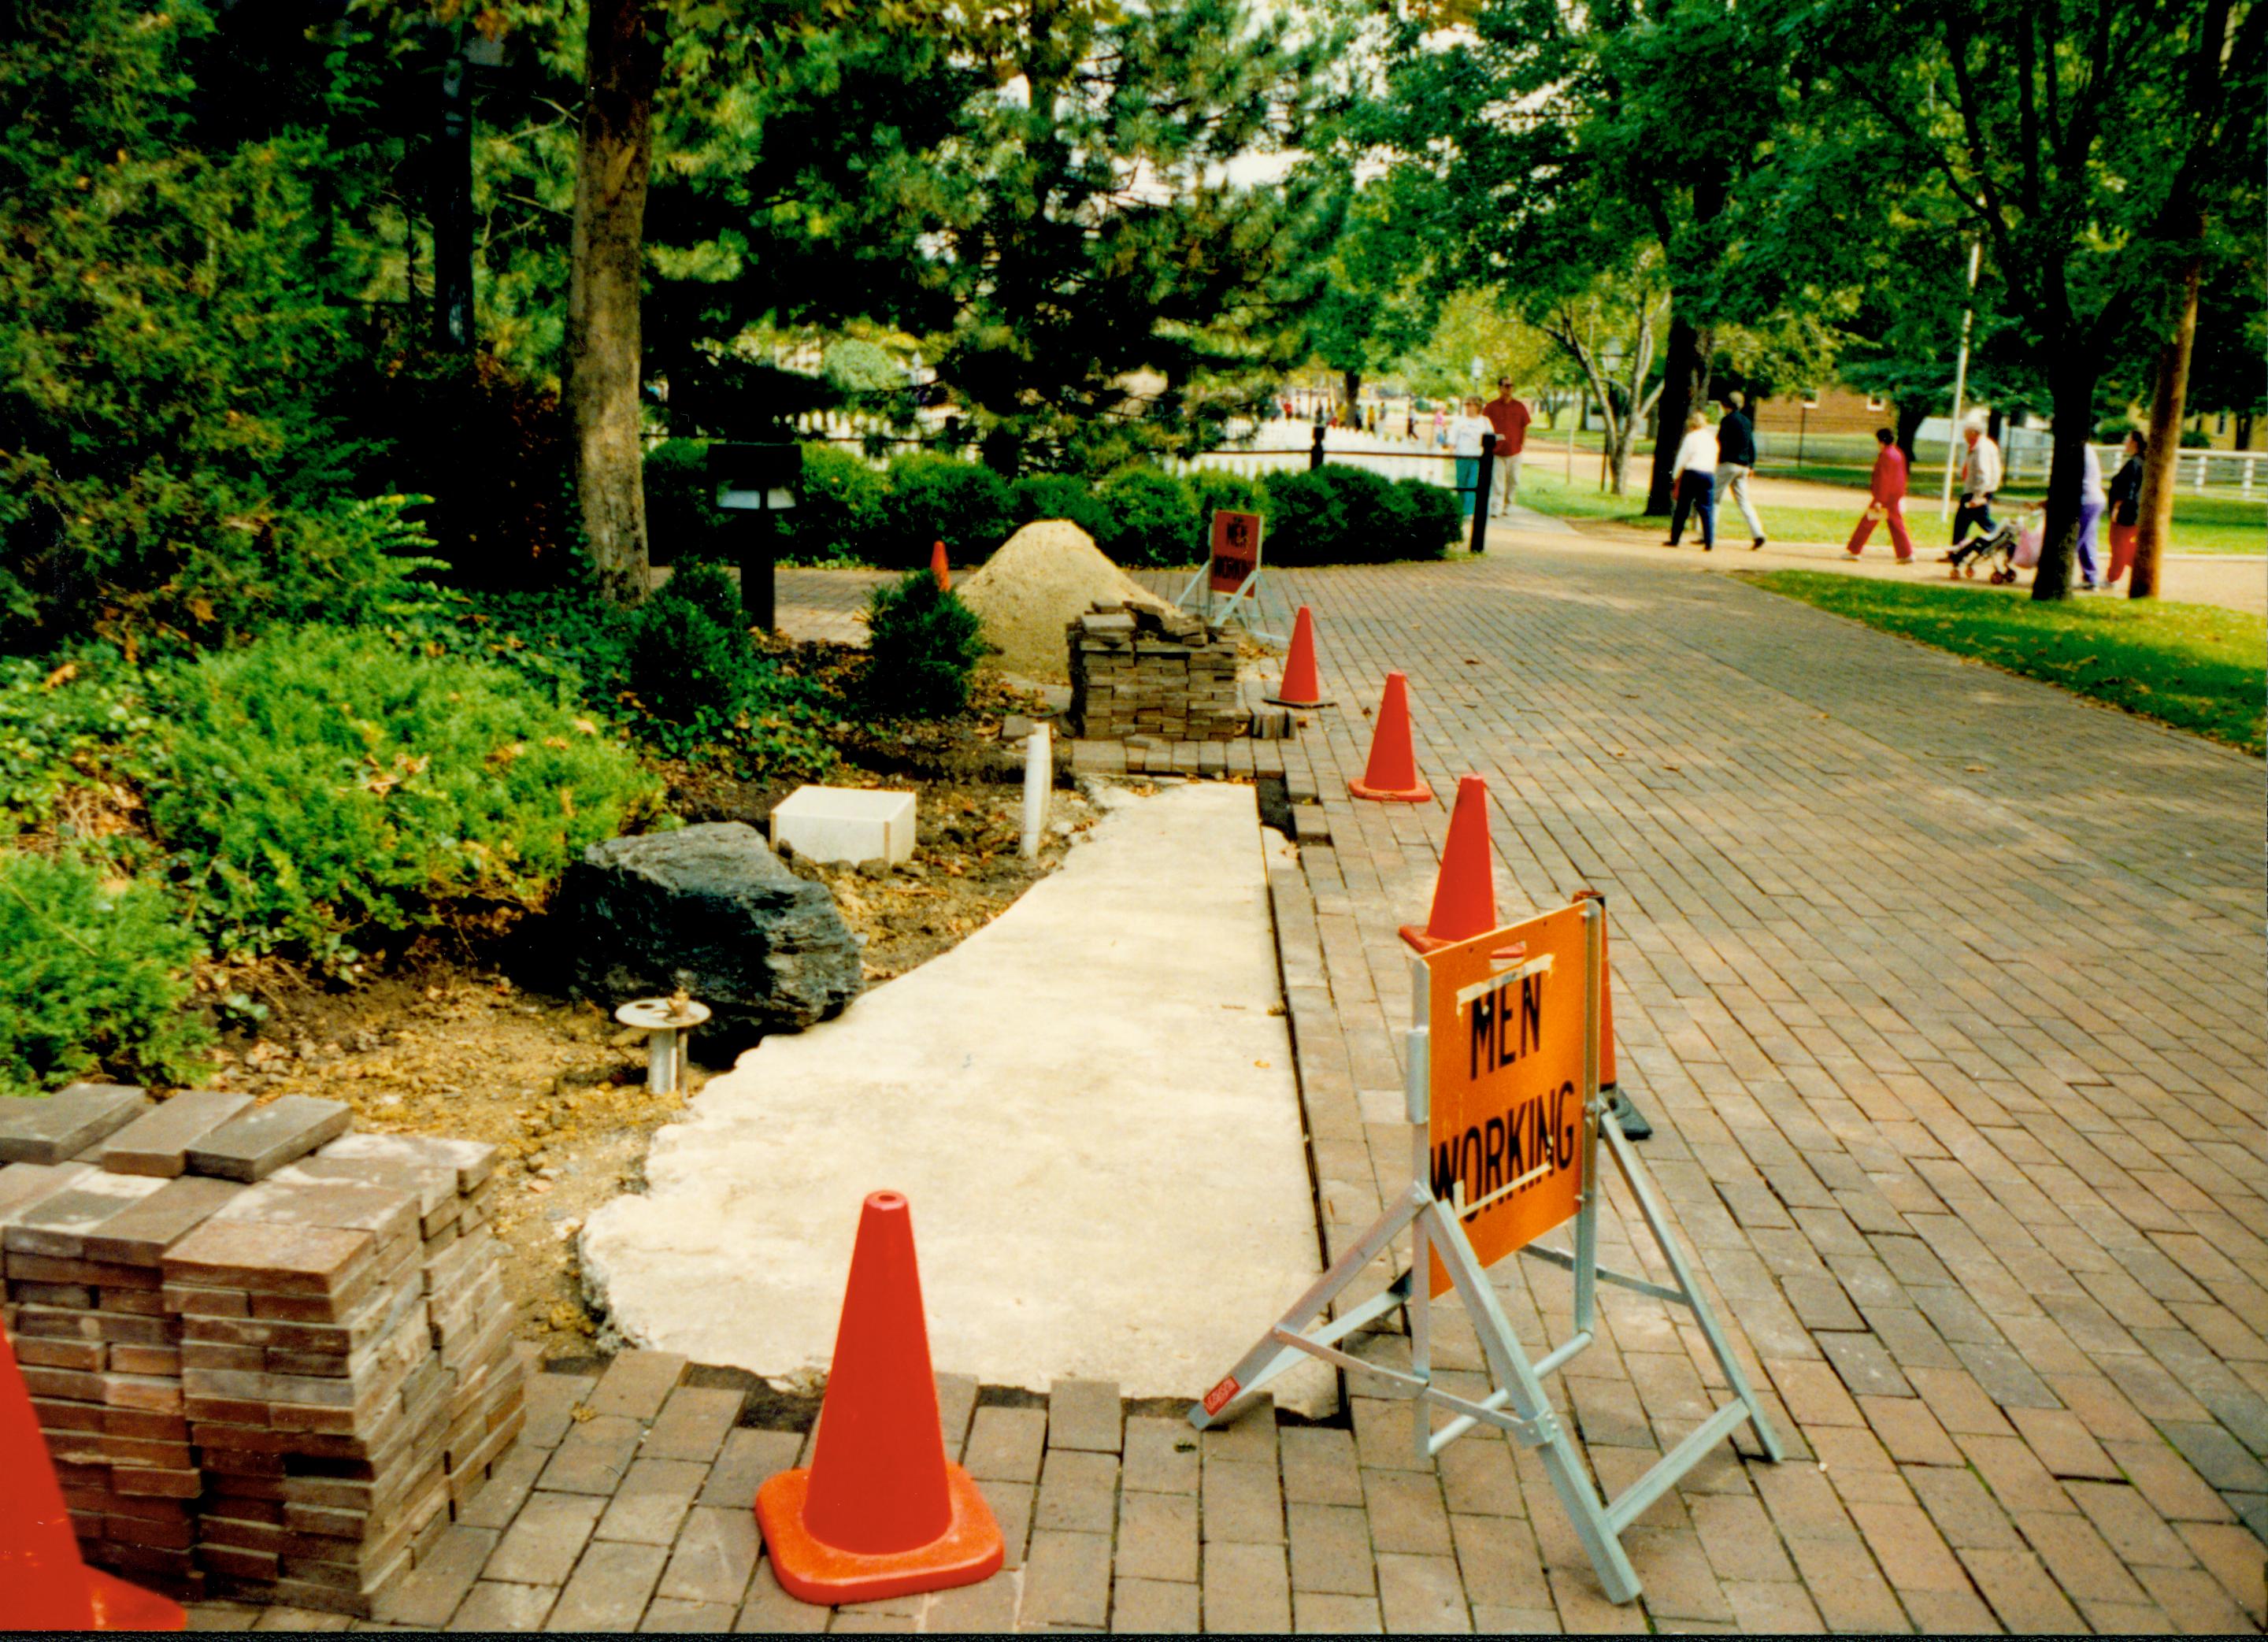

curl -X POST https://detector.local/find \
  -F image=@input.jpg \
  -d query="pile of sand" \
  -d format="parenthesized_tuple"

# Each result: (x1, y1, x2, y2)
(957, 520, 1177, 682)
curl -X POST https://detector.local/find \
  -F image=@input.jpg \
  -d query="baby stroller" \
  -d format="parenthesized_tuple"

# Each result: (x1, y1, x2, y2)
(1945, 519, 2041, 584)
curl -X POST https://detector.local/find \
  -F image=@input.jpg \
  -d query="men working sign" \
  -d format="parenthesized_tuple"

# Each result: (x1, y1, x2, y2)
(1191, 894, 1781, 1606)
(1422, 909, 1588, 1294)
(1175, 510, 1278, 639)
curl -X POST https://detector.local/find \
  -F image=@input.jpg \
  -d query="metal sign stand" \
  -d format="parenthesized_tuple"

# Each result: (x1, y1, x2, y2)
(1189, 901, 1781, 1605)
(1174, 511, 1284, 643)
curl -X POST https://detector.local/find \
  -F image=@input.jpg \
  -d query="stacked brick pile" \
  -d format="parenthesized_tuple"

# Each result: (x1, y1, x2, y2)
(0, 1084, 526, 1616)
(1067, 602, 1246, 743)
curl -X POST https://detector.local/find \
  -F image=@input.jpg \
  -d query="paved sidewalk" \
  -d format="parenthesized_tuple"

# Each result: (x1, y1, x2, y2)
(1251, 541, 2266, 1632)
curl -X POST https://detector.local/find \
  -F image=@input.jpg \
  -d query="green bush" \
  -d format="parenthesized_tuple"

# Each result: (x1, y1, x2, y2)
(882, 454, 1014, 569)
(0, 2, 427, 653)
(1095, 468, 1199, 566)
(1260, 466, 1456, 565)
(862, 572, 989, 719)
(1377, 480, 1463, 562)
(661, 558, 745, 634)
(628, 589, 750, 728)
(0, 650, 159, 831)
(643, 439, 732, 565)
(1188, 469, 1266, 536)
(149, 626, 665, 964)
(786, 444, 888, 565)
(0, 849, 209, 1097)
(1010, 474, 1115, 543)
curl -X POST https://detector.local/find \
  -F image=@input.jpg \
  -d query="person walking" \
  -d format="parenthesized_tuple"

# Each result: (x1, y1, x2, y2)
(2107, 431, 2146, 584)
(1715, 392, 1767, 549)
(1662, 410, 1718, 550)
(2074, 438, 2107, 590)
(1481, 378, 1532, 515)
(1947, 414, 2003, 550)
(1450, 396, 1491, 521)
(1845, 428, 1916, 562)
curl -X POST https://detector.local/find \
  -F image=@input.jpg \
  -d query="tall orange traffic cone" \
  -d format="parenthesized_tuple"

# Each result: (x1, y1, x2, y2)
(1348, 672, 1432, 802)
(0, 1326, 183, 1630)
(1266, 606, 1331, 707)
(930, 541, 951, 591)
(756, 1192, 1002, 1606)
(1400, 775, 1496, 951)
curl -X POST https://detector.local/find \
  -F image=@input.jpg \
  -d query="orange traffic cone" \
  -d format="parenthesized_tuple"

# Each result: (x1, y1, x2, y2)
(1348, 672, 1432, 802)
(930, 541, 951, 591)
(1266, 606, 1331, 707)
(1400, 775, 1497, 951)
(0, 1326, 183, 1630)
(756, 1192, 1002, 1606)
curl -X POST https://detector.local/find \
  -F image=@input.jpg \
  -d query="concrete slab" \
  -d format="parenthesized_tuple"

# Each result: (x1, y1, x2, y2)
(581, 782, 1332, 1414)
(768, 785, 917, 865)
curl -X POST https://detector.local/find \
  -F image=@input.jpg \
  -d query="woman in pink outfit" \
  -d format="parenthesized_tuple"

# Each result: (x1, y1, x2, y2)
(1845, 428, 1915, 562)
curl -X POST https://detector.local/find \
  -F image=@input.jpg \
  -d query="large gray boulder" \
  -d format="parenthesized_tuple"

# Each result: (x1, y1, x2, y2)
(560, 822, 862, 1040)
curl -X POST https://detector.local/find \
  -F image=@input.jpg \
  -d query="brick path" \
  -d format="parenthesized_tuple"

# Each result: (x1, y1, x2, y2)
(177, 543, 2264, 1632)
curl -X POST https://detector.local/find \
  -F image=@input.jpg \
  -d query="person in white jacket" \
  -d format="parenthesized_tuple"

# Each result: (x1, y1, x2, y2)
(1662, 410, 1719, 550)
(1949, 415, 2003, 549)
(1448, 397, 1492, 521)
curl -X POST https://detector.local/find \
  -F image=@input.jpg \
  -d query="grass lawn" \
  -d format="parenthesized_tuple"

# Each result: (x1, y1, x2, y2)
(1519, 452, 2267, 554)
(1737, 569, 2266, 755)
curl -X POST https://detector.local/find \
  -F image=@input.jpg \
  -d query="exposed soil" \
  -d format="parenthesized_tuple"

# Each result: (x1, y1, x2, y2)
(193, 674, 1099, 1361)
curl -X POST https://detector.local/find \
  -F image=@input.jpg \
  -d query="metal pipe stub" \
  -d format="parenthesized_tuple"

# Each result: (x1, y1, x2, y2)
(615, 997, 713, 1096)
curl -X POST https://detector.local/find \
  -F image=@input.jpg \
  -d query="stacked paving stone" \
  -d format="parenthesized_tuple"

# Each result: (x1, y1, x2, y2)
(0, 1084, 526, 1615)
(1068, 602, 1245, 743)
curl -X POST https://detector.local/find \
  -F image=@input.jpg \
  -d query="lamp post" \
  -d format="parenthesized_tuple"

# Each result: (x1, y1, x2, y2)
(707, 441, 802, 632)
(1940, 237, 1982, 520)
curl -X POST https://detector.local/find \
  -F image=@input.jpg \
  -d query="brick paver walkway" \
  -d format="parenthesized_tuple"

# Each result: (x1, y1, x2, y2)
(176, 542, 2264, 1633)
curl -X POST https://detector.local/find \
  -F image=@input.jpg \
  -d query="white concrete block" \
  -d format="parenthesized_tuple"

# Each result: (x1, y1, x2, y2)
(769, 785, 917, 865)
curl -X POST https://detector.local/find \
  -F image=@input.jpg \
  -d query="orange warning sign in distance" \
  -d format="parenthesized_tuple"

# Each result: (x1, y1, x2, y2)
(1424, 903, 1592, 1296)
(1208, 510, 1262, 593)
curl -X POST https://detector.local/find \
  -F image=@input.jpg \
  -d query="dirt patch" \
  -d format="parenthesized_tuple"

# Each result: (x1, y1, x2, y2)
(956, 521, 1177, 682)
(195, 758, 1100, 1361)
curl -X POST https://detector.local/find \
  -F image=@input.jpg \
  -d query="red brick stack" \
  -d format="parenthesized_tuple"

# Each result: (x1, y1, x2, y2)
(0, 1085, 528, 1615)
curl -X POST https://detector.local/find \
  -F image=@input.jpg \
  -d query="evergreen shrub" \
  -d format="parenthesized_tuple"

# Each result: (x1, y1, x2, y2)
(150, 627, 664, 963)
(862, 572, 989, 719)
(882, 454, 1014, 569)
(0, 849, 209, 1097)
(788, 444, 888, 564)
(1010, 474, 1115, 544)
(1095, 468, 1199, 566)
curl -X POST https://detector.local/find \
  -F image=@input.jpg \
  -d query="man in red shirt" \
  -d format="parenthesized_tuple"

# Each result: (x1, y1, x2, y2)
(1480, 379, 1532, 515)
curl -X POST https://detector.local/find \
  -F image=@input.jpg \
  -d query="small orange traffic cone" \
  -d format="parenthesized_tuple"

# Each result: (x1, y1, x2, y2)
(1348, 672, 1432, 802)
(1266, 606, 1331, 707)
(1400, 775, 1497, 951)
(930, 541, 951, 591)
(0, 1326, 183, 1630)
(756, 1192, 1002, 1606)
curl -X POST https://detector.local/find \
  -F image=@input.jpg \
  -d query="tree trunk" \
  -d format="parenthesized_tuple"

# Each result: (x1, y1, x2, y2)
(1342, 369, 1362, 417)
(2031, 361, 2096, 602)
(1645, 314, 1710, 514)
(2132, 228, 2204, 600)
(1895, 401, 1929, 462)
(565, 0, 662, 605)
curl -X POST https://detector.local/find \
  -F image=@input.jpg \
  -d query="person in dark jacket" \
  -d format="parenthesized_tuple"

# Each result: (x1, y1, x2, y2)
(1715, 394, 1766, 549)
(2107, 431, 2146, 584)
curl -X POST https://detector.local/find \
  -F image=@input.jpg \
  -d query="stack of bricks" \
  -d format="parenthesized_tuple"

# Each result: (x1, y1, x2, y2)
(0, 1084, 527, 1616)
(1068, 602, 1246, 743)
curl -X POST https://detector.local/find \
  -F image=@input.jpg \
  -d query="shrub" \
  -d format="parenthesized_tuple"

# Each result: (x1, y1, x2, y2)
(1377, 480, 1462, 562)
(0, 849, 209, 1097)
(643, 439, 732, 566)
(0, 649, 159, 830)
(1094, 468, 1199, 567)
(785, 443, 888, 565)
(881, 454, 1014, 569)
(628, 589, 752, 728)
(1010, 474, 1115, 543)
(1188, 469, 1266, 534)
(661, 558, 745, 634)
(149, 626, 665, 964)
(1261, 466, 1455, 565)
(862, 572, 988, 719)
